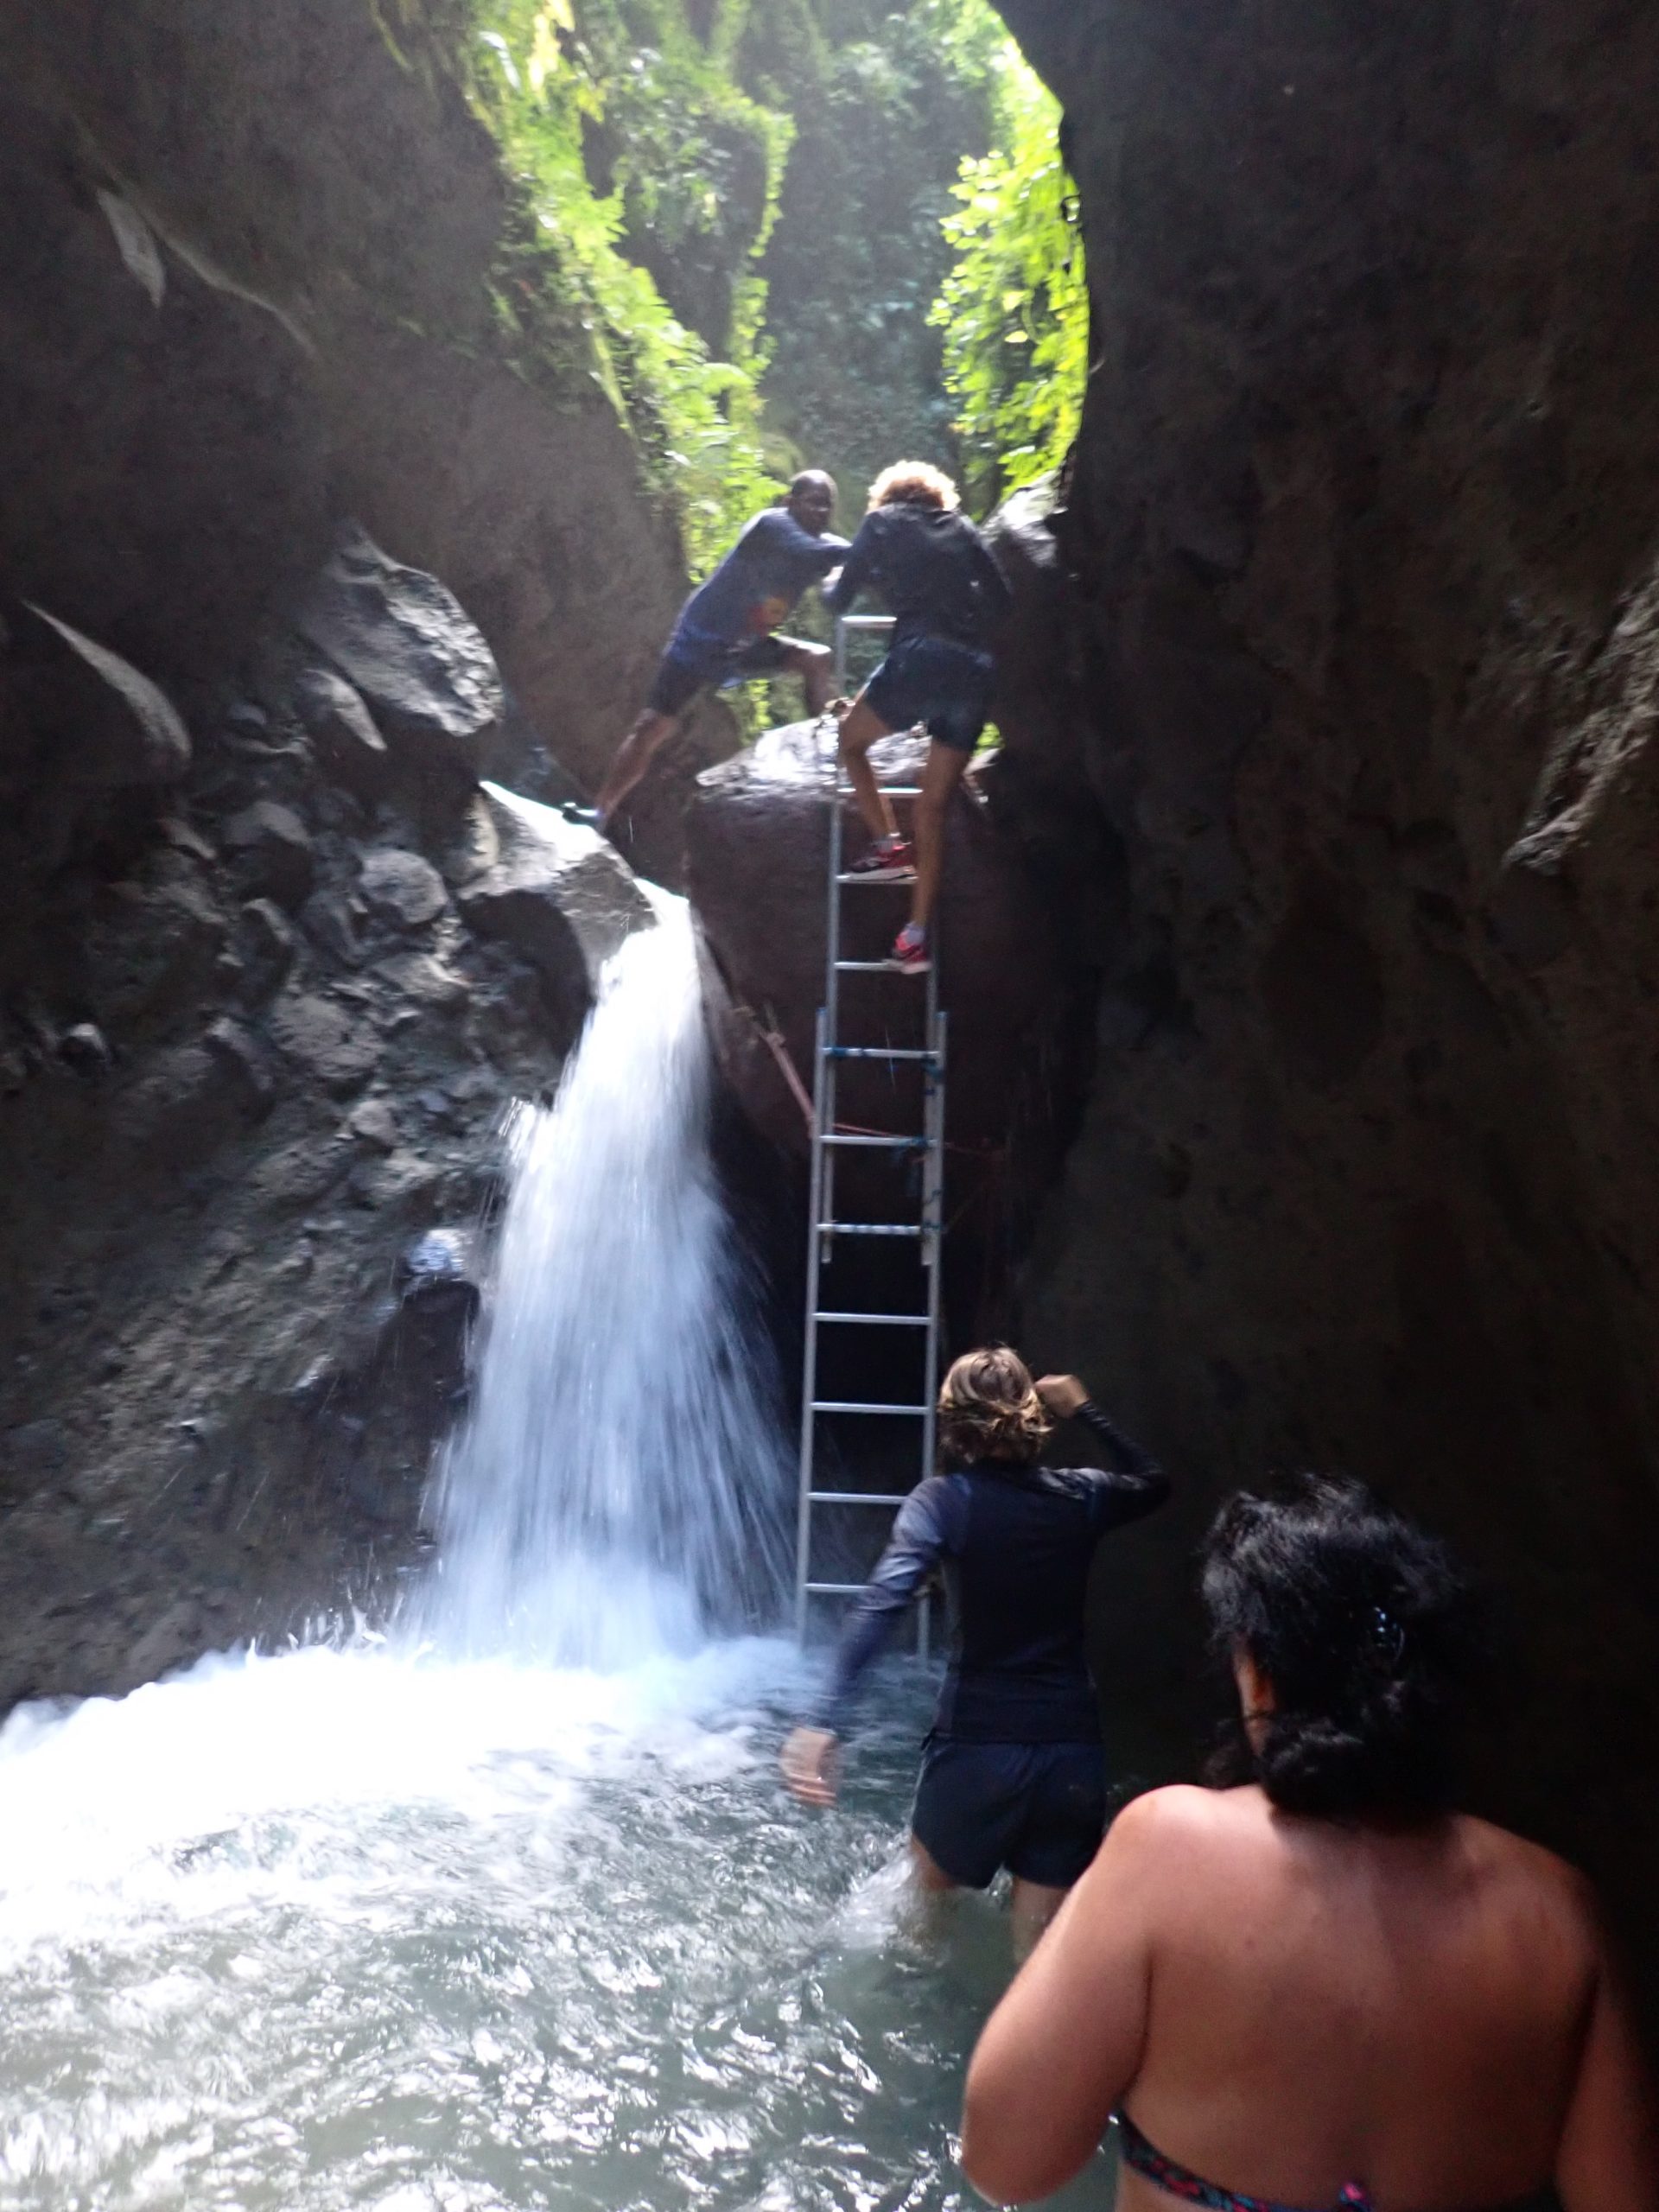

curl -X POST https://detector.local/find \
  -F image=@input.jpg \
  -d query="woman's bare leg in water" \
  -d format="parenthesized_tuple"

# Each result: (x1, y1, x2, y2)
(1009, 1878, 1067, 1964)
(837, 693, 900, 847)
(905, 1834, 963, 1937)
(908, 740, 972, 936)
(912, 1840, 1065, 1961)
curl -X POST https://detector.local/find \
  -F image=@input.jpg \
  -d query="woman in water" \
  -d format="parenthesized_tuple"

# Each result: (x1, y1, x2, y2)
(962, 1479, 1658, 2210)
(825, 461, 1012, 976)
(780, 1346, 1167, 1956)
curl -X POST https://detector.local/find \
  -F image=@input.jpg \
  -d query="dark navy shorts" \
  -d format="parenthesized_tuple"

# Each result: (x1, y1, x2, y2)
(911, 1738, 1108, 1890)
(864, 634, 994, 753)
(647, 630, 810, 717)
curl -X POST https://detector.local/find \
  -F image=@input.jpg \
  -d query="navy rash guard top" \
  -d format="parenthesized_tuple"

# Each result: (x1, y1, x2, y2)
(673, 507, 849, 652)
(810, 1402, 1168, 1744)
(823, 502, 1012, 653)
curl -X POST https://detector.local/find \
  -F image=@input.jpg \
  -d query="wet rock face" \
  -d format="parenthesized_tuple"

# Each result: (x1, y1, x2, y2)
(0, 0, 699, 805)
(995, 0, 1659, 1986)
(0, 540, 657, 1711)
(296, 532, 503, 793)
(458, 787, 657, 1013)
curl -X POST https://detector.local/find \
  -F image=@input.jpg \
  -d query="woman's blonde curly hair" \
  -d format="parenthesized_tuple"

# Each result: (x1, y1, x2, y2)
(937, 1345, 1052, 1466)
(868, 460, 961, 514)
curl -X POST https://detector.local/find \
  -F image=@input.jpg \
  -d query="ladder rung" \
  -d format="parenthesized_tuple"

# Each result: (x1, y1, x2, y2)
(836, 873, 915, 887)
(834, 960, 910, 973)
(808, 1491, 912, 1507)
(823, 1047, 938, 1063)
(814, 1311, 931, 1326)
(820, 1133, 927, 1149)
(817, 1223, 922, 1237)
(830, 782, 925, 798)
(804, 1582, 874, 1597)
(810, 1400, 931, 1415)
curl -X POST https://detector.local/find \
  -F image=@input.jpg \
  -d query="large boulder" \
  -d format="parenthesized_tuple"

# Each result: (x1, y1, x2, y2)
(296, 528, 504, 791)
(0, 604, 194, 884)
(455, 784, 658, 1025)
(684, 721, 1091, 1280)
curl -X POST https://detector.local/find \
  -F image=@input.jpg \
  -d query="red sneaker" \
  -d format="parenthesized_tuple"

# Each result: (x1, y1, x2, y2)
(846, 835, 916, 882)
(887, 921, 931, 974)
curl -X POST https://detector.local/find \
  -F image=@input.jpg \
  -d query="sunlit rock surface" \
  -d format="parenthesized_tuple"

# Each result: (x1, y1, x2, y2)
(0, 0, 691, 789)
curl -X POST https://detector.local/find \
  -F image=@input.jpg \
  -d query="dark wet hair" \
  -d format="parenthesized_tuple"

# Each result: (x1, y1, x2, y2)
(1203, 1478, 1479, 1820)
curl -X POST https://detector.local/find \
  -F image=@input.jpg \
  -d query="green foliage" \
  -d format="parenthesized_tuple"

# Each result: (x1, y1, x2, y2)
(467, 0, 789, 567)
(458, 0, 1080, 581)
(746, 0, 1004, 518)
(930, 54, 1088, 510)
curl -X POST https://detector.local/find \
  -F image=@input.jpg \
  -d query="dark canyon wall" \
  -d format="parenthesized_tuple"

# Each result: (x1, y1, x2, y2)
(994, 0, 1659, 1994)
(0, 0, 685, 1700)
(2, 0, 691, 780)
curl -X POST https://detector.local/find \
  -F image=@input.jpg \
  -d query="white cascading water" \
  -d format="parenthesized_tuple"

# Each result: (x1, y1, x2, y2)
(421, 882, 791, 1665)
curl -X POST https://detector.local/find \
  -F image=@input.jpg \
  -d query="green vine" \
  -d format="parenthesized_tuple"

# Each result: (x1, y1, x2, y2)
(930, 51, 1088, 510)
(467, 0, 790, 569)
(423, 1, 1086, 570)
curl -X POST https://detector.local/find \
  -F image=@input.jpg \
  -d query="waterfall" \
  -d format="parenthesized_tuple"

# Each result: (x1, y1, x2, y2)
(420, 887, 791, 1666)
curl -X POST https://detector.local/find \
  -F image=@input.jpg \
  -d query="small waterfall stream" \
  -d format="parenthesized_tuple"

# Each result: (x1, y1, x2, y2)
(425, 893, 789, 1666)
(0, 846, 1109, 2211)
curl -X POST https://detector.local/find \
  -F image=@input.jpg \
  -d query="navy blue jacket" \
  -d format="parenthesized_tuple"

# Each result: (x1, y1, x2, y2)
(673, 507, 848, 652)
(823, 502, 1012, 653)
(810, 1402, 1168, 1744)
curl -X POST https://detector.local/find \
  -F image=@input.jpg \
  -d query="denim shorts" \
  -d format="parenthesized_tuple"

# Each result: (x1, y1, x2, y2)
(911, 1738, 1108, 1889)
(864, 634, 994, 753)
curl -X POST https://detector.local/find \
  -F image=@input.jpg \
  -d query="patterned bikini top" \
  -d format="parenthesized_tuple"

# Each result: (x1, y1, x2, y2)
(1117, 2112, 1375, 2212)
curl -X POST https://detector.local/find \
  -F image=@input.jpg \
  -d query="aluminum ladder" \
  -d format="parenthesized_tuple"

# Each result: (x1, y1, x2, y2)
(794, 613, 944, 1649)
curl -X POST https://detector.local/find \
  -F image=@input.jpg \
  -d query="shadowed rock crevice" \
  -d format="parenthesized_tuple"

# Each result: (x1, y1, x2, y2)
(993, 0, 1659, 2007)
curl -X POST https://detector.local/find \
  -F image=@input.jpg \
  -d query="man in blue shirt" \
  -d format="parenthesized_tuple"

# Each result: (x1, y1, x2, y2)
(593, 470, 847, 824)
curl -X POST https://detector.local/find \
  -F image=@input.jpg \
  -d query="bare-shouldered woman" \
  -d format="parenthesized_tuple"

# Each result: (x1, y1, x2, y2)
(963, 1480, 1657, 2211)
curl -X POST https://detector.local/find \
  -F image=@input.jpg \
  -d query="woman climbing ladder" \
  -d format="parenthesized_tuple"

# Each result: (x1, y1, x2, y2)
(826, 463, 1013, 976)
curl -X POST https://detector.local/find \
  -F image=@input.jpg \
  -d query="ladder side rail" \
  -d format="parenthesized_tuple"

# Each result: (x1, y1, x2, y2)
(803, 612, 925, 1655)
(918, 1007, 949, 1662)
(796, 1006, 830, 1639)
(821, 683, 847, 1265)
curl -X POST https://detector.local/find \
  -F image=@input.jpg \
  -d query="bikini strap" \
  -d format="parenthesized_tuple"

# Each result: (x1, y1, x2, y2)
(1116, 2113, 1373, 2212)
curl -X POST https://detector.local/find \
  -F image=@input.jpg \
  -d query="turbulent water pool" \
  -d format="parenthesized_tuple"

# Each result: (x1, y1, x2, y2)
(0, 865, 1119, 2209)
(0, 1639, 1112, 2212)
